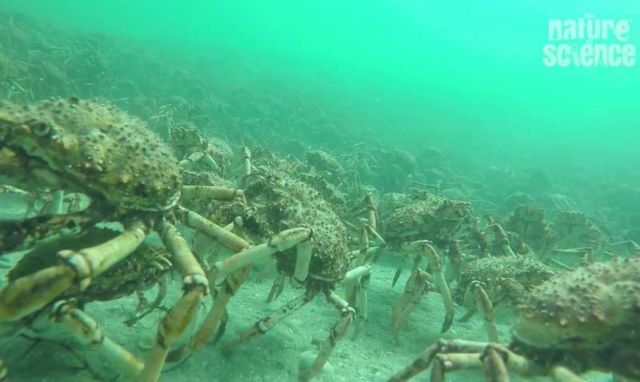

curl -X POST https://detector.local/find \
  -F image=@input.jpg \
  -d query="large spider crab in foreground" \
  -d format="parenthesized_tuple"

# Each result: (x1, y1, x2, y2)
(0, 98, 313, 381)
(388, 256, 640, 381)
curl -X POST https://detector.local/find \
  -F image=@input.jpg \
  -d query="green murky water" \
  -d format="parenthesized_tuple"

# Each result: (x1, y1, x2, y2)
(0, 1, 638, 381)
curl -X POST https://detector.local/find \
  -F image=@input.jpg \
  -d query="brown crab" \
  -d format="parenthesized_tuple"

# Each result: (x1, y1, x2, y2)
(388, 256, 640, 381)
(382, 191, 485, 340)
(168, 153, 369, 381)
(0, 98, 312, 381)
(455, 255, 556, 342)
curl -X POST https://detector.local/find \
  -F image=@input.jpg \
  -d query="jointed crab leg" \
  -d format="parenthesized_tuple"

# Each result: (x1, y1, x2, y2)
(221, 292, 314, 353)
(391, 268, 431, 341)
(267, 273, 287, 303)
(141, 220, 209, 382)
(299, 291, 355, 382)
(166, 222, 313, 364)
(211, 227, 313, 276)
(420, 242, 455, 333)
(181, 185, 247, 205)
(177, 206, 250, 253)
(292, 239, 313, 288)
(491, 223, 516, 257)
(242, 146, 252, 177)
(464, 281, 499, 342)
(430, 343, 543, 382)
(168, 265, 251, 363)
(0, 220, 148, 321)
(387, 339, 488, 382)
(48, 300, 144, 377)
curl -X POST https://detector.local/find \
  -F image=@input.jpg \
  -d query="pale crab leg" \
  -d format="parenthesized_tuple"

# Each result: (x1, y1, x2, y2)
(49, 300, 144, 377)
(491, 223, 516, 257)
(167, 265, 252, 363)
(220, 291, 315, 353)
(430, 344, 542, 382)
(242, 146, 252, 177)
(210, 227, 313, 277)
(387, 339, 489, 382)
(391, 268, 431, 342)
(291, 238, 313, 287)
(0, 221, 148, 321)
(141, 220, 209, 382)
(467, 281, 499, 342)
(177, 206, 251, 253)
(179, 151, 220, 172)
(181, 185, 247, 205)
(167, 226, 312, 363)
(345, 226, 374, 337)
(345, 226, 369, 307)
(420, 242, 455, 333)
(299, 291, 355, 382)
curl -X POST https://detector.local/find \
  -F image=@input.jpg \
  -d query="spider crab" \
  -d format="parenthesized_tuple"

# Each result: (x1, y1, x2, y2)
(388, 256, 640, 381)
(383, 190, 486, 340)
(0, 98, 312, 381)
(166, 153, 372, 381)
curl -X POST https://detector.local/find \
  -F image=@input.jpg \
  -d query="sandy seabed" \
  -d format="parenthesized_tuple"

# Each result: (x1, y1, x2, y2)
(0, 199, 610, 382)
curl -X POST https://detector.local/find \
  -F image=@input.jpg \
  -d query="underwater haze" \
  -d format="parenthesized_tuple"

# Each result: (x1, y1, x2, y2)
(3, 0, 639, 168)
(1, 1, 639, 382)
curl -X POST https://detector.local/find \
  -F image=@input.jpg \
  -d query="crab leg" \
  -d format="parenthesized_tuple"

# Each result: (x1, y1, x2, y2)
(292, 238, 313, 287)
(181, 185, 247, 205)
(179, 151, 219, 172)
(177, 206, 251, 253)
(211, 227, 313, 276)
(391, 268, 431, 341)
(168, 265, 251, 363)
(430, 343, 542, 382)
(299, 291, 355, 382)
(387, 339, 488, 382)
(491, 223, 516, 257)
(467, 281, 499, 342)
(242, 146, 252, 177)
(221, 291, 314, 353)
(141, 220, 208, 382)
(49, 300, 144, 377)
(267, 273, 287, 303)
(0, 221, 148, 321)
(420, 242, 455, 333)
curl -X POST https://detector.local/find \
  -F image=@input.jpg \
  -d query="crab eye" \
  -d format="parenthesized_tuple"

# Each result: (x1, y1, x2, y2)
(31, 121, 51, 137)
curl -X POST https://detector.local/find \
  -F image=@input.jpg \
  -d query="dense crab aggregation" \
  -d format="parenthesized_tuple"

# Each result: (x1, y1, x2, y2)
(388, 256, 640, 382)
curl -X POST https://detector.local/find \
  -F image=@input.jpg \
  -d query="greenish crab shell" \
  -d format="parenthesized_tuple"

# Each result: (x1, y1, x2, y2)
(0, 98, 182, 212)
(512, 256, 640, 350)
